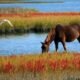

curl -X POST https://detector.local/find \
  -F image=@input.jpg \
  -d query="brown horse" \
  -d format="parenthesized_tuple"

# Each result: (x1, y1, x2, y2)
(41, 24, 80, 53)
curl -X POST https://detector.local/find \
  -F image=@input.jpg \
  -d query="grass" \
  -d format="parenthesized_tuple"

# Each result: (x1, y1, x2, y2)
(0, 12, 80, 34)
(0, 52, 80, 80)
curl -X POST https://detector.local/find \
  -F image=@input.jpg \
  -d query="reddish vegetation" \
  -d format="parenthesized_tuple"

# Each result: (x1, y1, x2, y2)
(72, 56, 80, 69)
(0, 53, 80, 73)
(20, 59, 45, 72)
(3, 62, 14, 73)
(59, 59, 69, 70)
(0, 12, 80, 17)
(49, 60, 59, 70)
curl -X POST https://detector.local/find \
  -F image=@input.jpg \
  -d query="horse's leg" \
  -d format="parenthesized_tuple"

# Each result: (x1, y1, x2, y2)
(54, 41, 58, 52)
(77, 37, 80, 43)
(61, 41, 67, 51)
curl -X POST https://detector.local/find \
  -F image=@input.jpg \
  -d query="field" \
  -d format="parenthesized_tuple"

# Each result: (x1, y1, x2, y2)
(0, 10, 80, 80)
(0, 12, 80, 34)
(0, 52, 80, 80)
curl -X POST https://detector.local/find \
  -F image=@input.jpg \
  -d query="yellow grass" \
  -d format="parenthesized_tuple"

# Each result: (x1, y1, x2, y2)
(0, 14, 80, 33)
(0, 53, 80, 80)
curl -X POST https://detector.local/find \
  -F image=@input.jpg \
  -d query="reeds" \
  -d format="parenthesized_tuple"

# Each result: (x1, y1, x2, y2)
(0, 53, 80, 73)
(0, 53, 80, 80)
(0, 13, 80, 34)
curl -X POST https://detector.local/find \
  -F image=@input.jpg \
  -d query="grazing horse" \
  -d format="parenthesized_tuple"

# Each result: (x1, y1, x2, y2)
(41, 24, 80, 53)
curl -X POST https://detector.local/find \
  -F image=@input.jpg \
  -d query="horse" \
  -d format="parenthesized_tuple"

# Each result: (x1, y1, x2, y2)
(41, 24, 80, 53)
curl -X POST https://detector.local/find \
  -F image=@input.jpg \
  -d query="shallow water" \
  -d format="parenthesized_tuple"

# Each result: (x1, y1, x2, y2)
(0, 2, 80, 12)
(0, 33, 79, 55)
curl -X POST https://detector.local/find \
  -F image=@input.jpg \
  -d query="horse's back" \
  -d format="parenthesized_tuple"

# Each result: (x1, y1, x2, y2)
(55, 24, 80, 42)
(64, 25, 80, 42)
(70, 24, 80, 34)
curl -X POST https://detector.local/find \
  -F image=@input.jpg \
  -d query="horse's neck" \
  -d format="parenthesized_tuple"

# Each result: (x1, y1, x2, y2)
(45, 30, 54, 45)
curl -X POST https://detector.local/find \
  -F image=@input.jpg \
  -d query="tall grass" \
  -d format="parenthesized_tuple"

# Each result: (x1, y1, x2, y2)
(0, 13, 80, 34)
(0, 53, 80, 80)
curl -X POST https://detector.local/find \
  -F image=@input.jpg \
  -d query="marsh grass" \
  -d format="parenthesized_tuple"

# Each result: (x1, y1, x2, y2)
(0, 13, 80, 34)
(0, 70, 80, 80)
(0, 53, 80, 80)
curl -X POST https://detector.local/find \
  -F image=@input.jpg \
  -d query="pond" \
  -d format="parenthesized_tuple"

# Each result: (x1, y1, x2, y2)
(0, 33, 79, 55)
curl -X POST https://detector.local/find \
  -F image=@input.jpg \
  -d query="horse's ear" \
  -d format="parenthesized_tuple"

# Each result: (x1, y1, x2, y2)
(41, 42, 44, 45)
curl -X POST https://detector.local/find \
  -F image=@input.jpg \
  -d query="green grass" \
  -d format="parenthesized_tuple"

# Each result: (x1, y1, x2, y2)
(0, 13, 80, 34)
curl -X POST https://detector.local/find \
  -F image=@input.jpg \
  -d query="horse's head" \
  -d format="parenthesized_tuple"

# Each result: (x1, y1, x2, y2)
(41, 42, 49, 53)
(41, 28, 55, 53)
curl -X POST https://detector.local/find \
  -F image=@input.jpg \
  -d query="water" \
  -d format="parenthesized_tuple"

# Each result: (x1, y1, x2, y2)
(0, 2, 80, 12)
(0, 33, 79, 55)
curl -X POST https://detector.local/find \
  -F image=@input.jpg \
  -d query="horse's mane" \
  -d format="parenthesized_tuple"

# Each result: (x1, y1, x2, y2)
(45, 28, 55, 44)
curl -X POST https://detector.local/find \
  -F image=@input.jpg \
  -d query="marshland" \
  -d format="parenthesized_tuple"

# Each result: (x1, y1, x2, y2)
(0, 2, 80, 80)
